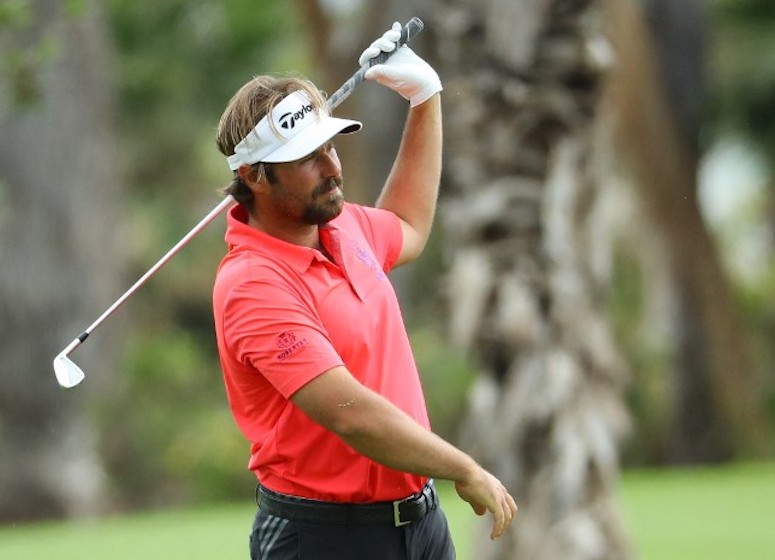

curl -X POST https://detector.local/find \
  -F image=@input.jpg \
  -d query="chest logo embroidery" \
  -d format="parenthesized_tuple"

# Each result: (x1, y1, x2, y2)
(275, 331, 309, 361)
(352, 241, 386, 280)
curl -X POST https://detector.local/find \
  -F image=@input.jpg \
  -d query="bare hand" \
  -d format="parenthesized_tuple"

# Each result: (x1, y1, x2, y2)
(455, 468, 518, 539)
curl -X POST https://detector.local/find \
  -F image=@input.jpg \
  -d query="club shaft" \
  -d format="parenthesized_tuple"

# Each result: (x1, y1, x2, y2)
(77, 195, 236, 342)
(62, 17, 425, 357)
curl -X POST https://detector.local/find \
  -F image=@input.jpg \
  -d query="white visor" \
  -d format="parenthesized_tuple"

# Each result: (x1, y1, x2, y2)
(227, 90, 362, 170)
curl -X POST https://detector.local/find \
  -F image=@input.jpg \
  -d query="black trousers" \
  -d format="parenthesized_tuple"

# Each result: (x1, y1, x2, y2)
(249, 489, 456, 559)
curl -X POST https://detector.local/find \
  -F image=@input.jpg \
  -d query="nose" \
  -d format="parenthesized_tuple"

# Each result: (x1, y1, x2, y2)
(320, 148, 341, 178)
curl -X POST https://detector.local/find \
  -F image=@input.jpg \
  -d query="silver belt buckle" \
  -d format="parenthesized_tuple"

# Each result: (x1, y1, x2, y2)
(393, 499, 411, 527)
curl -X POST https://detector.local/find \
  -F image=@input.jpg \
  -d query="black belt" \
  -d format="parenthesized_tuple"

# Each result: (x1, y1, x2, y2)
(256, 480, 438, 527)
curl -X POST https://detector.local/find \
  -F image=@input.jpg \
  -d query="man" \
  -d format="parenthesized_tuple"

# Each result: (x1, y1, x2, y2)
(212, 23, 517, 559)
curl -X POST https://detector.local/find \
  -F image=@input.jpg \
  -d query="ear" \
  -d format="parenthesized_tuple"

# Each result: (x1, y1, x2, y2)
(237, 164, 267, 193)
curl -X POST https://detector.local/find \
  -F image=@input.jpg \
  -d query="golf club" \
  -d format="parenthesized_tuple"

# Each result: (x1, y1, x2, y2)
(54, 17, 425, 388)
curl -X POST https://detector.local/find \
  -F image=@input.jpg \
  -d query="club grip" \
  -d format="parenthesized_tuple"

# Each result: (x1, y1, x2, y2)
(326, 17, 425, 111)
(368, 17, 425, 67)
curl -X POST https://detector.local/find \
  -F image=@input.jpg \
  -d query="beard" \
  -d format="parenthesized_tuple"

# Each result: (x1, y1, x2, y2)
(301, 177, 345, 225)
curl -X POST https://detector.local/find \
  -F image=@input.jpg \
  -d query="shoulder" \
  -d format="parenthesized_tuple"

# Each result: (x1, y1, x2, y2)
(217, 248, 283, 283)
(337, 202, 397, 225)
(334, 203, 402, 271)
(335, 203, 401, 239)
(214, 249, 298, 308)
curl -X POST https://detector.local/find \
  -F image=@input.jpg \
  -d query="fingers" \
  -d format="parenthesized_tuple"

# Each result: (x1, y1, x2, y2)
(489, 491, 506, 539)
(456, 470, 518, 540)
(489, 487, 518, 540)
(507, 492, 519, 521)
(359, 37, 396, 64)
(386, 21, 402, 40)
(358, 22, 402, 66)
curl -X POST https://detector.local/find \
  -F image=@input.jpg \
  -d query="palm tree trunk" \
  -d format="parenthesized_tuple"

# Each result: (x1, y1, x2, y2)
(429, 0, 632, 557)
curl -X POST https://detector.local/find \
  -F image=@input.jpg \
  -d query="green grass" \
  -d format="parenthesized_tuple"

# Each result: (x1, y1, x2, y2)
(618, 462, 775, 560)
(0, 463, 773, 559)
(0, 503, 252, 559)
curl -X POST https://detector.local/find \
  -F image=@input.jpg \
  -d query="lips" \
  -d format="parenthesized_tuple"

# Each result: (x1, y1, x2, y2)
(315, 178, 342, 197)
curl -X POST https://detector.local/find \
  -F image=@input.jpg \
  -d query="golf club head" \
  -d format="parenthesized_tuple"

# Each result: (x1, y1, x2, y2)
(53, 353, 86, 388)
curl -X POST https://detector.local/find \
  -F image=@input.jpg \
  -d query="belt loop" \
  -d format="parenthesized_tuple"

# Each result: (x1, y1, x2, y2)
(255, 484, 262, 507)
(425, 479, 437, 508)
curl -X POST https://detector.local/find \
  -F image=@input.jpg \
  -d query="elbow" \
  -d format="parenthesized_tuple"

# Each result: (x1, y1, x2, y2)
(288, 367, 385, 440)
(321, 391, 389, 442)
(395, 221, 432, 266)
(325, 402, 372, 439)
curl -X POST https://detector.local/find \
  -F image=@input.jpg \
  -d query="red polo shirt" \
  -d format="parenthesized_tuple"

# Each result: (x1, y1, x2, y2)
(212, 203, 430, 503)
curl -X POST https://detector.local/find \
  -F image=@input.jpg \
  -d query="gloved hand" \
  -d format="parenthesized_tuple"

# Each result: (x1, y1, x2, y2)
(358, 22, 442, 107)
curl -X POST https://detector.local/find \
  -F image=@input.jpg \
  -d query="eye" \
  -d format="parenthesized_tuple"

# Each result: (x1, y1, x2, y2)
(297, 151, 317, 164)
(312, 144, 335, 161)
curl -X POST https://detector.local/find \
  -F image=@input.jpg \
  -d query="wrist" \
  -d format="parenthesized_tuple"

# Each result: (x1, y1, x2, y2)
(456, 457, 483, 486)
(409, 84, 443, 108)
(407, 93, 442, 118)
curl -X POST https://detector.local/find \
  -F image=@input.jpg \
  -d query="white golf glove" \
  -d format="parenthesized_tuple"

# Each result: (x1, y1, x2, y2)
(358, 22, 442, 107)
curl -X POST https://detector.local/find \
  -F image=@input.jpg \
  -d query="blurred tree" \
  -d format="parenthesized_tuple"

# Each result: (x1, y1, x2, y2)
(0, 0, 121, 520)
(710, 0, 775, 427)
(429, 0, 632, 558)
(606, 0, 773, 463)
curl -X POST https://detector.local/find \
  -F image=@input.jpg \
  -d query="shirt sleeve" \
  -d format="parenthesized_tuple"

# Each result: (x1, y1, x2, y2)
(221, 275, 345, 399)
(346, 204, 403, 273)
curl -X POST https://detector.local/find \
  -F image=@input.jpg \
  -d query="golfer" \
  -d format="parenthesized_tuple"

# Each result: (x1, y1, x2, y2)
(212, 23, 517, 559)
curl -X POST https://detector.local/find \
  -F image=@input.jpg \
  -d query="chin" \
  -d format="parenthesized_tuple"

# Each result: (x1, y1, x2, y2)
(321, 204, 344, 225)
(305, 198, 344, 225)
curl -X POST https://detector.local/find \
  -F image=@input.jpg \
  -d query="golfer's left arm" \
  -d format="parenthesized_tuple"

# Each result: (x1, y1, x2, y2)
(377, 95, 441, 266)
(359, 23, 443, 266)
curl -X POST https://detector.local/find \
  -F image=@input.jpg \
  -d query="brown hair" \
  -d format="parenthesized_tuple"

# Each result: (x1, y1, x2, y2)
(216, 75, 328, 206)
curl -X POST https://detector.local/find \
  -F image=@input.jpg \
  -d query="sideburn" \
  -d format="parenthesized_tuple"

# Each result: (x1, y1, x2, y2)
(264, 164, 278, 185)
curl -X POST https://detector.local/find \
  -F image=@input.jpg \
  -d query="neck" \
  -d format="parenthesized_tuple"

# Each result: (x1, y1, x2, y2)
(247, 212, 320, 249)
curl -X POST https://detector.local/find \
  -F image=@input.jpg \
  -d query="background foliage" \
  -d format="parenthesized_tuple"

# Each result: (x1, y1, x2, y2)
(710, 0, 775, 423)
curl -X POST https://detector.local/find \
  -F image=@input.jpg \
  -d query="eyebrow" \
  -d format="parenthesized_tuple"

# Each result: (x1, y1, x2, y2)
(300, 142, 335, 162)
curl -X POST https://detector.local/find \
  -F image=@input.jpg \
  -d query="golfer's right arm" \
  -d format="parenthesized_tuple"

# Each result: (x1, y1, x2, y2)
(290, 365, 518, 539)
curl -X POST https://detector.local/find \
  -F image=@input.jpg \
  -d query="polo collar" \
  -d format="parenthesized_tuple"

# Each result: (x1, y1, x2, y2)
(224, 204, 340, 274)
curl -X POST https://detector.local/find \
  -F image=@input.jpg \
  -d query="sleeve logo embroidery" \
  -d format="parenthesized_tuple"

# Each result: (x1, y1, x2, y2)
(275, 331, 310, 361)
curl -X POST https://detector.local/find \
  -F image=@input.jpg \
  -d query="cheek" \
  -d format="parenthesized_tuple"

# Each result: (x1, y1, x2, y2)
(330, 152, 342, 173)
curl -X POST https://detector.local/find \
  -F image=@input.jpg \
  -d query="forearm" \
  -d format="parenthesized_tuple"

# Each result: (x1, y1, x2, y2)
(337, 386, 479, 483)
(376, 95, 442, 246)
(292, 365, 477, 484)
